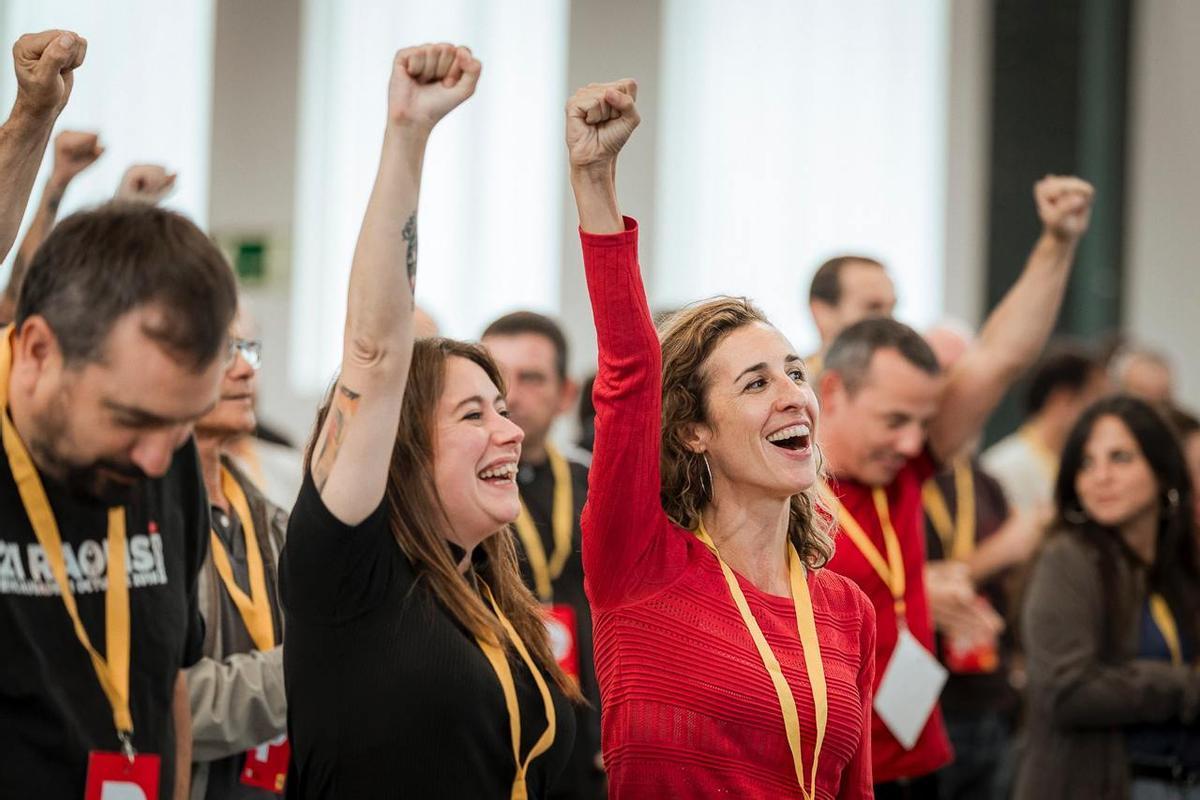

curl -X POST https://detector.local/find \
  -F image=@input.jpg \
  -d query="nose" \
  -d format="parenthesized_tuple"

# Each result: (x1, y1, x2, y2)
(773, 379, 807, 412)
(894, 423, 925, 459)
(228, 351, 256, 380)
(130, 428, 187, 478)
(494, 413, 525, 447)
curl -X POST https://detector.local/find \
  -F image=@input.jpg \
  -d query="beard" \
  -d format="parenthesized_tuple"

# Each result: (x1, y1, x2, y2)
(29, 397, 148, 507)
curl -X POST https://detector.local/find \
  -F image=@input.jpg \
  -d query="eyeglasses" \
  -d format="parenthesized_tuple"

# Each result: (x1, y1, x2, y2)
(227, 338, 262, 370)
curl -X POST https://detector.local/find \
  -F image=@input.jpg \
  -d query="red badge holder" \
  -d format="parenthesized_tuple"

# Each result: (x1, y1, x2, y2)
(544, 604, 580, 681)
(241, 734, 290, 793)
(944, 597, 1000, 674)
(85, 750, 160, 800)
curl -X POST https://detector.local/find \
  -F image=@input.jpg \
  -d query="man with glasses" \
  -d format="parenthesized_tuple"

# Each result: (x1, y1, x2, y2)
(187, 315, 290, 799)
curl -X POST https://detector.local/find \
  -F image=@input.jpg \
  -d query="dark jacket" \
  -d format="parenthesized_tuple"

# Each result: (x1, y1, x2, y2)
(1016, 529, 1200, 799)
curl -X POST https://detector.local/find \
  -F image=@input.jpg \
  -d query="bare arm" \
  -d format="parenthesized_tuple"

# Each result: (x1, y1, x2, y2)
(0, 130, 102, 322)
(0, 30, 87, 262)
(172, 670, 192, 800)
(310, 43, 481, 525)
(928, 176, 1094, 462)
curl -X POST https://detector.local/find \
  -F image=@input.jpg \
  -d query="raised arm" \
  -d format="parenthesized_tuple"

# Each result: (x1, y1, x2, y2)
(0, 130, 102, 323)
(568, 82, 683, 606)
(115, 163, 176, 205)
(928, 176, 1094, 462)
(310, 43, 480, 524)
(0, 30, 87, 262)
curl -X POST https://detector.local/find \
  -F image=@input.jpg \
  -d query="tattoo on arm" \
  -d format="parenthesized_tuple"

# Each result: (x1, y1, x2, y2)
(402, 212, 418, 298)
(312, 383, 363, 492)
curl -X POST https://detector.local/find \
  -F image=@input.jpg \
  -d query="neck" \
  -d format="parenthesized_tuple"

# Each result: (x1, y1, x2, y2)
(1120, 509, 1159, 565)
(1028, 413, 1067, 455)
(196, 434, 227, 511)
(701, 481, 793, 596)
(520, 437, 549, 467)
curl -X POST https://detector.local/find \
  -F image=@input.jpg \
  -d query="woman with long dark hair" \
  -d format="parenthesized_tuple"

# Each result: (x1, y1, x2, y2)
(1017, 395, 1200, 799)
(565, 80, 875, 798)
(280, 44, 578, 798)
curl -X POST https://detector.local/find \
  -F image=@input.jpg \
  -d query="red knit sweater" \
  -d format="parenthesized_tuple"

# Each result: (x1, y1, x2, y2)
(580, 219, 876, 799)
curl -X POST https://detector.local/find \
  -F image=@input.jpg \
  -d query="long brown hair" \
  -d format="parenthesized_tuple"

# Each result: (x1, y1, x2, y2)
(305, 337, 581, 700)
(658, 297, 835, 568)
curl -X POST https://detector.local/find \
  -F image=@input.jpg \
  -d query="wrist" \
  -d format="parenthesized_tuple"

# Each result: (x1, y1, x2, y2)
(47, 172, 72, 192)
(1039, 228, 1080, 250)
(570, 161, 616, 186)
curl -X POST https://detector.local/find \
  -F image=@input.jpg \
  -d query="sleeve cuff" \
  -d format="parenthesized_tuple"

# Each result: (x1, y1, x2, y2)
(579, 216, 638, 248)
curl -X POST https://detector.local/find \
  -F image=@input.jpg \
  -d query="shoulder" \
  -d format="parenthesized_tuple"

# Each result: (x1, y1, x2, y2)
(1032, 530, 1100, 585)
(812, 567, 875, 623)
(981, 434, 1026, 468)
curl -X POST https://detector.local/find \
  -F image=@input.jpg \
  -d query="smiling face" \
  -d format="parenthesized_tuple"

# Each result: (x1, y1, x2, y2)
(432, 356, 525, 546)
(688, 322, 819, 501)
(1075, 414, 1160, 528)
(820, 348, 943, 486)
(14, 309, 225, 504)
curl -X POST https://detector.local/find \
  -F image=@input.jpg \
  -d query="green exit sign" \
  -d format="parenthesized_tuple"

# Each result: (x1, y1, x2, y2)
(234, 239, 267, 283)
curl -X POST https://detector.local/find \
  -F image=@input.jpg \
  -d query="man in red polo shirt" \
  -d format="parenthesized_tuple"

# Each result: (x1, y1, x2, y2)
(818, 175, 1094, 799)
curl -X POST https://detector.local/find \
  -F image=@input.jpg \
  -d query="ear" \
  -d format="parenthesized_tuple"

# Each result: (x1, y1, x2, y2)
(817, 369, 845, 413)
(680, 421, 711, 454)
(809, 299, 837, 344)
(14, 316, 62, 375)
(556, 377, 580, 415)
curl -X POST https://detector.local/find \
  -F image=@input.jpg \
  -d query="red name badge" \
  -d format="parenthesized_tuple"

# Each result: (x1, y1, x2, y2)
(241, 734, 289, 793)
(544, 604, 579, 681)
(85, 751, 161, 800)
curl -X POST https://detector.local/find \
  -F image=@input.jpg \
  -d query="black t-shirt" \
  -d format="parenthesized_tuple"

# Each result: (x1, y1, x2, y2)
(280, 474, 576, 799)
(515, 457, 603, 800)
(0, 437, 208, 797)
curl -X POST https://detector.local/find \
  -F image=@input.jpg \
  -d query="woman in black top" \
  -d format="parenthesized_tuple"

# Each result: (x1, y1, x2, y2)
(1018, 395, 1200, 799)
(280, 43, 579, 798)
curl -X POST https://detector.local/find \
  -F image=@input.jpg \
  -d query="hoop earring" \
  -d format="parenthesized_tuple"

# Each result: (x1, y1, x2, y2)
(702, 454, 714, 501)
(1166, 488, 1181, 512)
(814, 442, 825, 476)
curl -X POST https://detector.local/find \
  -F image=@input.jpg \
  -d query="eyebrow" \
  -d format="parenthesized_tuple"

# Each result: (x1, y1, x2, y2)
(734, 355, 802, 384)
(102, 398, 217, 426)
(452, 394, 505, 412)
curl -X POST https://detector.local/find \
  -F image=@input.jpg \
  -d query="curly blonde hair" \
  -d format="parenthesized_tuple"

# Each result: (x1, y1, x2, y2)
(657, 297, 835, 568)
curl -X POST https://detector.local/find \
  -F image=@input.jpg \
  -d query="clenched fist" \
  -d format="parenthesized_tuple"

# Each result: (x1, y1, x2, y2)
(565, 80, 639, 171)
(116, 164, 176, 205)
(388, 43, 481, 131)
(12, 30, 87, 118)
(1035, 175, 1094, 243)
(51, 130, 103, 185)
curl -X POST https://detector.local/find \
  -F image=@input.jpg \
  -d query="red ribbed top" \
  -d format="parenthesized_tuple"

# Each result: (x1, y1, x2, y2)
(580, 219, 876, 799)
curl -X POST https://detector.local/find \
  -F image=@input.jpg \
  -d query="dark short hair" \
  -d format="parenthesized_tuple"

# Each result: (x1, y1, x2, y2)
(824, 317, 941, 393)
(1164, 404, 1200, 438)
(481, 310, 569, 380)
(1025, 347, 1102, 415)
(15, 202, 238, 371)
(808, 255, 885, 307)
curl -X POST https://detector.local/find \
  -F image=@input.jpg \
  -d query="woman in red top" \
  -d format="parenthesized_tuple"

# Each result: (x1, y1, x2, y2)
(566, 80, 876, 799)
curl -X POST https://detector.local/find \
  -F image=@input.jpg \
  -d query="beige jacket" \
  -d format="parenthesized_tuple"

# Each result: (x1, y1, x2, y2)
(1016, 530, 1200, 799)
(187, 457, 289, 800)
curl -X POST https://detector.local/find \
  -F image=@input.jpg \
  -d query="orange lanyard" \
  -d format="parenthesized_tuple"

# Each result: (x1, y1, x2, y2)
(476, 582, 557, 800)
(210, 465, 276, 651)
(695, 521, 827, 799)
(1149, 593, 1183, 666)
(922, 458, 976, 561)
(1, 327, 135, 751)
(512, 444, 573, 603)
(827, 485, 908, 623)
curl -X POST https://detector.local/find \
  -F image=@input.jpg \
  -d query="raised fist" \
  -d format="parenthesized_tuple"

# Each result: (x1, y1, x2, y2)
(116, 164, 177, 205)
(388, 43, 481, 130)
(12, 30, 87, 118)
(565, 80, 639, 171)
(51, 130, 103, 185)
(1035, 175, 1094, 242)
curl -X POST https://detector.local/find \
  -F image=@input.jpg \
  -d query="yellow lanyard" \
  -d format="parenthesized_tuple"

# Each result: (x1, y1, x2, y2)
(513, 444, 573, 603)
(210, 465, 276, 651)
(0, 327, 134, 743)
(695, 521, 827, 800)
(827, 485, 908, 622)
(477, 582, 557, 800)
(922, 458, 976, 561)
(1149, 593, 1183, 667)
(1018, 424, 1059, 483)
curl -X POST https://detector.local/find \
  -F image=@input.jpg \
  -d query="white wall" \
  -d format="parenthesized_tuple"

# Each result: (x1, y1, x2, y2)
(1126, 0, 1200, 408)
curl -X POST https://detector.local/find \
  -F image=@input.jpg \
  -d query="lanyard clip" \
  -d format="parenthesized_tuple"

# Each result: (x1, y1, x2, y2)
(118, 730, 136, 763)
